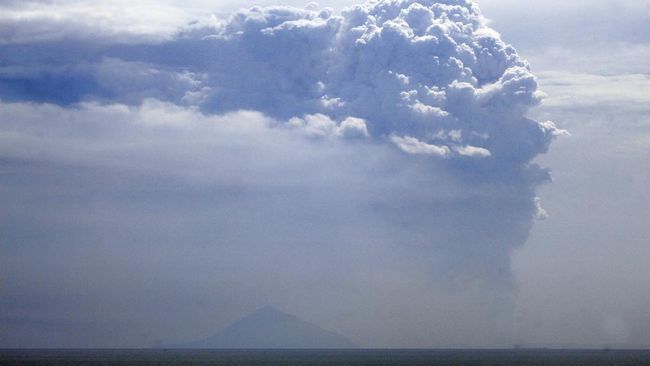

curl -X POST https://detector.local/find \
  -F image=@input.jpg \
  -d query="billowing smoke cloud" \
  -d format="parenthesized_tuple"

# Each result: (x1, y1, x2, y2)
(0, 0, 564, 348)
(131, 0, 563, 161)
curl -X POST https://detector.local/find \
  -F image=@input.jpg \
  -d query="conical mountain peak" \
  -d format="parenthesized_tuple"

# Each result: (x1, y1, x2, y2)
(179, 306, 357, 349)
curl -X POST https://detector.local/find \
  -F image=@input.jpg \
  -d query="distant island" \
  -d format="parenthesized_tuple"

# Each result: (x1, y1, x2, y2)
(171, 306, 357, 349)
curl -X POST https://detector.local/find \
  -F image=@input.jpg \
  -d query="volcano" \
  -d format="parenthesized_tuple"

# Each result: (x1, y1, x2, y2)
(180, 306, 357, 349)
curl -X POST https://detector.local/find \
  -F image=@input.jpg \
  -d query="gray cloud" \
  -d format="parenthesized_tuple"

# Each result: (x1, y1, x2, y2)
(0, 99, 541, 347)
(513, 101, 650, 348)
(0, 0, 566, 348)
(1, 0, 565, 161)
(478, 0, 650, 49)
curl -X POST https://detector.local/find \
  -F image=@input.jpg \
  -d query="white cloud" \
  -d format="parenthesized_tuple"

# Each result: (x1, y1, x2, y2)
(286, 114, 368, 139)
(454, 145, 491, 158)
(0, 0, 208, 43)
(533, 196, 548, 220)
(391, 135, 450, 156)
(538, 71, 650, 108)
(337, 117, 369, 139)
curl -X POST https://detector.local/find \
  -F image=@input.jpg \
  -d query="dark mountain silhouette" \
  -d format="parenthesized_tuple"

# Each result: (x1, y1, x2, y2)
(178, 306, 357, 349)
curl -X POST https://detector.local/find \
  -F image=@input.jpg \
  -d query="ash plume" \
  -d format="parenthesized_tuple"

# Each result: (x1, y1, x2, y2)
(0, 0, 564, 348)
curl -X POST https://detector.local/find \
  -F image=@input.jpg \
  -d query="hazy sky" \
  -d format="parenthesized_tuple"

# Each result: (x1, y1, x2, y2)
(0, 0, 648, 348)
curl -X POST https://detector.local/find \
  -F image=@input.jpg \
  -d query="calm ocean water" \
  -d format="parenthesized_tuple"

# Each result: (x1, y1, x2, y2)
(2, 349, 650, 365)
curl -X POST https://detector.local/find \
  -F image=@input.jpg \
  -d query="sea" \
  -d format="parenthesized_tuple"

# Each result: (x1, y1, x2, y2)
(2, 349, 650, 365)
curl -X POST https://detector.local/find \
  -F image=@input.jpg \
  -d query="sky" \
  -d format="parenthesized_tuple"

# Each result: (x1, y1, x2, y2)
(0, 0, 649, 349)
